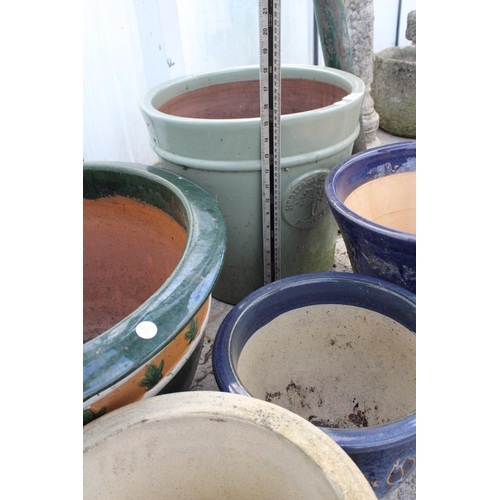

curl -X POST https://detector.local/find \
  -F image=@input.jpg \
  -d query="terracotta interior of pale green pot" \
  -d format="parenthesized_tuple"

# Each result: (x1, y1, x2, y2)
(236, 303, 416, 429)
(158, 79, 348, 119)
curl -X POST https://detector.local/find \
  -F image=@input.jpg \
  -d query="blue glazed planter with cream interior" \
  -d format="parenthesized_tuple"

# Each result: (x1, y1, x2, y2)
(213, 272, 416, 498)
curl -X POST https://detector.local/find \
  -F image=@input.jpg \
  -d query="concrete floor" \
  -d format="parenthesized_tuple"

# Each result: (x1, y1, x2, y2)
(190, 128, 416, 499)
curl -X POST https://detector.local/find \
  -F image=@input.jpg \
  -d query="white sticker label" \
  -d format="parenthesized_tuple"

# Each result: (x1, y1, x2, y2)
(136, 321, 158, 339)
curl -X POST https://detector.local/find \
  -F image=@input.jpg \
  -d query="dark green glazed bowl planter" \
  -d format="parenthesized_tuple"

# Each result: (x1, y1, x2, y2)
(83, 162, 226, 425)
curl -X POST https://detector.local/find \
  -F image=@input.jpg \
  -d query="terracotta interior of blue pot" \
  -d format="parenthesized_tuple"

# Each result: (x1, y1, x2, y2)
(83, 169, 188, 343)
(330, 143, 416, 236)
(343, 171, 415, 234)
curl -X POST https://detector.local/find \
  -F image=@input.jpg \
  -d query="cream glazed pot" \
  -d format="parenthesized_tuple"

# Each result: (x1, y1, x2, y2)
(83, 392, 376, 500)
(139, 64, 365, 304)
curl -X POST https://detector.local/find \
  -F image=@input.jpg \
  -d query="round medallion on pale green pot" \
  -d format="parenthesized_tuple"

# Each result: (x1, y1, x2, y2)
(83, 392, 377, 499)
(139, 64, 365, 304)
(83, 162, 226, 425)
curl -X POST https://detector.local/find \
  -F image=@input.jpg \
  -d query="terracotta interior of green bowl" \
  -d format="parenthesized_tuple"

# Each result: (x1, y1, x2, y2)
(83, 195, 187, 343)
(158, 79, 348, 119)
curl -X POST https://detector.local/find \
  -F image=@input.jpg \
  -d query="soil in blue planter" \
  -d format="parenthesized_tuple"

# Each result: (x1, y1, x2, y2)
(237, 304, 416, 430)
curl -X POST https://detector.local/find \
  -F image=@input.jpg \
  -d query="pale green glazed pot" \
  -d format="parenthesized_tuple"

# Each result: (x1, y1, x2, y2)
(140, 64, 365, 304)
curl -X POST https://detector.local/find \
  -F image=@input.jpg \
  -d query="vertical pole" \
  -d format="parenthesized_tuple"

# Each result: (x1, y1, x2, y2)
(312, 0, 366, 152)
(260, 0, 281, 284)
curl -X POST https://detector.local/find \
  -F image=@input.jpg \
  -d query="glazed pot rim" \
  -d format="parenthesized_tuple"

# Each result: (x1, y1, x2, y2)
(139, 64, 365, 126)
(83, 162, 226, 402)
(83, 391, 377, 499)
(212, 272, 416, 447)
(324, 141, 417, 243)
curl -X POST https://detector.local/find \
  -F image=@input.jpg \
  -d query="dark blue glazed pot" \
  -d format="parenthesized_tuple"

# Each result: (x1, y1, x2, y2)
(213, 272, 416, 498)
(324, 141, 416, 294)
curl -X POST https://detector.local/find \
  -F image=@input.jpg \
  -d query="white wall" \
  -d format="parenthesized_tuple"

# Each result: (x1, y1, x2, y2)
(83, 0, 157, 164)
(373, 0, 416, 52)
(83, 0, 413, 164)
